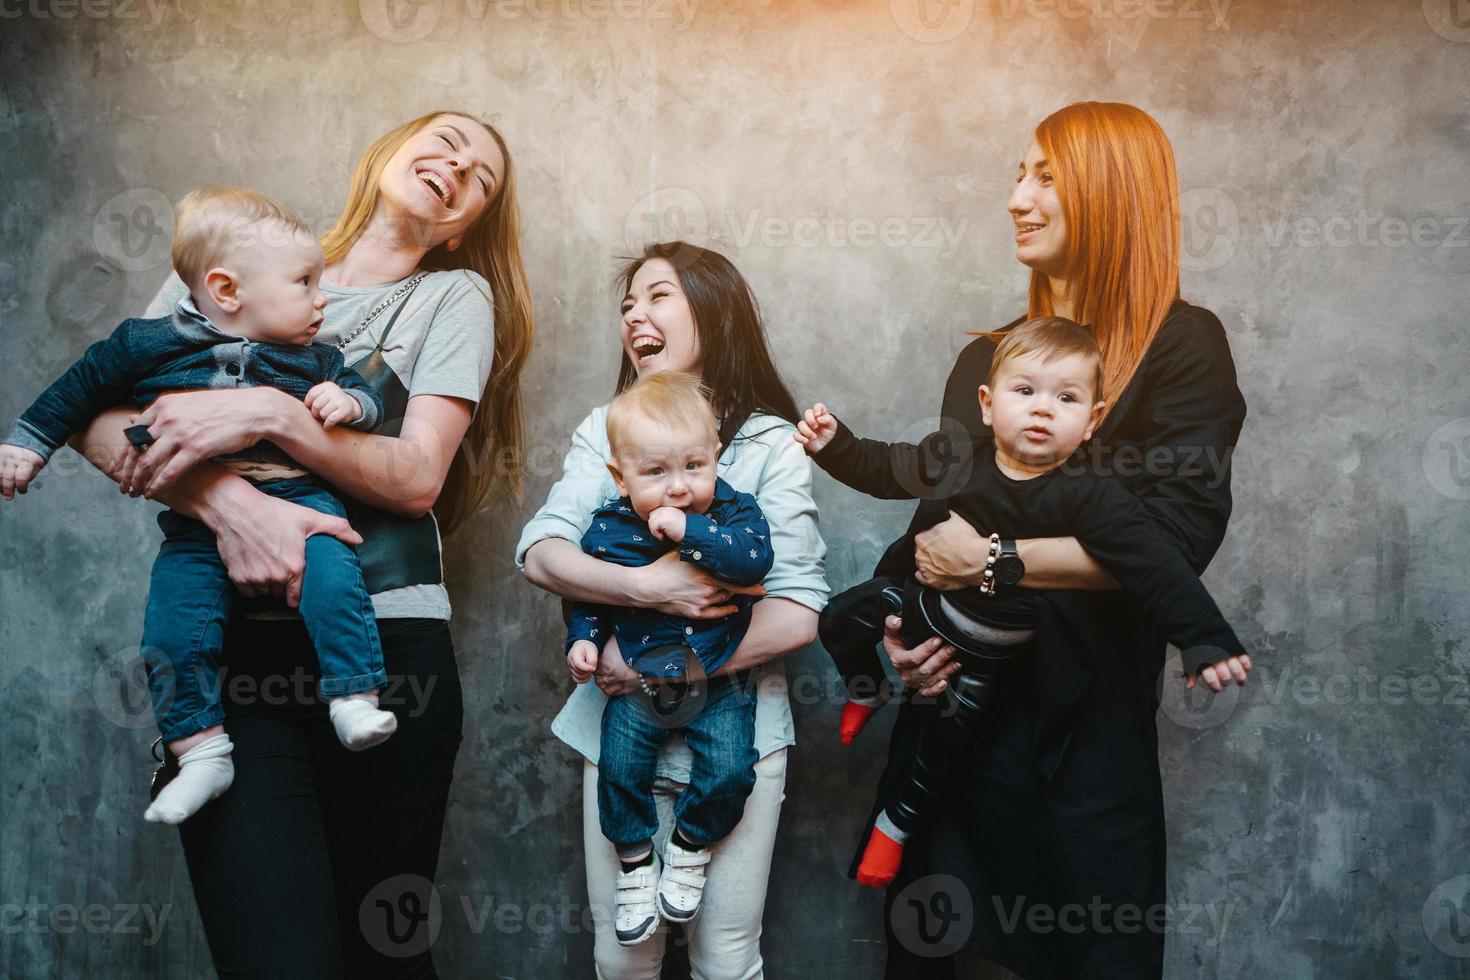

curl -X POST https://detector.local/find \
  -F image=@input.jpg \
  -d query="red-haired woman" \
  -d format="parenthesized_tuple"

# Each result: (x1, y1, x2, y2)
(71, 110, 534, 977)
(855, 102, 1251, 978)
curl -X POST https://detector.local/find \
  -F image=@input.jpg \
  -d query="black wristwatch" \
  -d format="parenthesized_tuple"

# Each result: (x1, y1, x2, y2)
(993, 539, 1025, 588)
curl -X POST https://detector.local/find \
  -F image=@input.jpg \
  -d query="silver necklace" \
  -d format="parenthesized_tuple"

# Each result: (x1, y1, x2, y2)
(333, 272, 429, 351)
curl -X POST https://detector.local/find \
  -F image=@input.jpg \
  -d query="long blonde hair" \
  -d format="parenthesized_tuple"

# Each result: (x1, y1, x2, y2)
(320, 110, 534, 535)
(992, 102, 1182, 420)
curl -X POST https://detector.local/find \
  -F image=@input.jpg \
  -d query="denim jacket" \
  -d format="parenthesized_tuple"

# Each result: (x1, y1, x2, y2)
(518, 405, 827, 780)
(4, 295, 382, 470)
(566, 476, 775, 678)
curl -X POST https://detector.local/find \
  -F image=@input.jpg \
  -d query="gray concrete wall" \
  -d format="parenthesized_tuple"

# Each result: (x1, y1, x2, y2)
(2, 0, 1468, 976)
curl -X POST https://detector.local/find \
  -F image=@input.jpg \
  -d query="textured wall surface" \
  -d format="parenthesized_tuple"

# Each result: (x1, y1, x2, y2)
(2, 1, 1469, 976)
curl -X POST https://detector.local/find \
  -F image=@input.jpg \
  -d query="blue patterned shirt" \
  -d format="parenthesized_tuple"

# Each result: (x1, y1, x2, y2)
(567, 477, 774, 678)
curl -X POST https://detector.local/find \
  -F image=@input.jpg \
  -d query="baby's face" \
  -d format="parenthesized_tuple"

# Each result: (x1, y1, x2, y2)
(980, 350, 1104, 468)
(608, 415, 719, 520)
(228, 223, 328, 346)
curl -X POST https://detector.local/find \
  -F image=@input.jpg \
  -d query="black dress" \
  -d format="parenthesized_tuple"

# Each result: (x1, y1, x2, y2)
(851, 300, 1247, 979)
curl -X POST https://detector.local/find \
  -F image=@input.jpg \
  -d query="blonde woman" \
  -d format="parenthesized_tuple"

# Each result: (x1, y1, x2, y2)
(71, 110, 533, 977)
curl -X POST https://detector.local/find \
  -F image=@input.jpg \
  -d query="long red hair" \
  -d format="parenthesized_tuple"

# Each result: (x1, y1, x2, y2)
(996, 102, 1182, 419)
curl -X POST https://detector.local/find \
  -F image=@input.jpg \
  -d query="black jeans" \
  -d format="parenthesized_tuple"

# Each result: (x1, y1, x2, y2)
(177, 614, 464, 979)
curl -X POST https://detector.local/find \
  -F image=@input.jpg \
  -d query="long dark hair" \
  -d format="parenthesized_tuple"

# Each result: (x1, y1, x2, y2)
(615, 242, 798, 452)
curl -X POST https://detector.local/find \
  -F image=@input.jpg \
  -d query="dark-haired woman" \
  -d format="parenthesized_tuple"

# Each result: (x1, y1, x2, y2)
(517, 243, 828, 978)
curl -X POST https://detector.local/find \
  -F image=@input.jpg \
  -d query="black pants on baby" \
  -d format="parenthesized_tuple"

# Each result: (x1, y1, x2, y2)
(819, 576, 1035, 838)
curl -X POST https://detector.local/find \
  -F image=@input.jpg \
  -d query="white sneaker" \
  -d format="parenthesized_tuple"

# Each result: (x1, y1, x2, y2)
(657, 832, 712, 923)
(614, 851, 661, 946)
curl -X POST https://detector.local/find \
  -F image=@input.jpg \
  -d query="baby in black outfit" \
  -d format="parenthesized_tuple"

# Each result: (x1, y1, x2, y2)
(796, 316, 1249, 887)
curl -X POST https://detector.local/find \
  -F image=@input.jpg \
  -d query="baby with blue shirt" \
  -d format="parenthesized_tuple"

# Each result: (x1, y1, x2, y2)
(564, 370, 774, 946)
(0, 187, 399, 826)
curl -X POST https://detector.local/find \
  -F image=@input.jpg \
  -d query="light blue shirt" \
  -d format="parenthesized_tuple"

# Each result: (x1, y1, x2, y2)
(515, 405, 830, 782)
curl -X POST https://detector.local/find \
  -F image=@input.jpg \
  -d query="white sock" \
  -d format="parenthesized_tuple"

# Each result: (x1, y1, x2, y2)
(874, 809, 911, 844)
(329, 692, 398, 751)
(143, 733, 234, 825)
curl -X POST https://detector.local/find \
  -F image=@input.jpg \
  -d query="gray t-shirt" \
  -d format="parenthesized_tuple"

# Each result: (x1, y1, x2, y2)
(144, 267, 495, 620)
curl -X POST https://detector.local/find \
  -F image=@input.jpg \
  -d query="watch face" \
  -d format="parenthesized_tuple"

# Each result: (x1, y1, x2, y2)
(995, 556, 1025, 587)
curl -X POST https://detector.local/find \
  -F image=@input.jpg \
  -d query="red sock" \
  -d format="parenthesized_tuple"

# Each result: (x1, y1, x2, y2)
(856, 825, 905, 889)
(839, 699, 881, 745)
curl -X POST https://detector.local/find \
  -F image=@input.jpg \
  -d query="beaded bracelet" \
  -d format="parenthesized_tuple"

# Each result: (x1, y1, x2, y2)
(978, 532, 1002, 596)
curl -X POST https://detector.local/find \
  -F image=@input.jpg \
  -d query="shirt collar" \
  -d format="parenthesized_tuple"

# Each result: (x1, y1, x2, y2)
(173, 293, 242, 342)
(710, 476, 739, 506)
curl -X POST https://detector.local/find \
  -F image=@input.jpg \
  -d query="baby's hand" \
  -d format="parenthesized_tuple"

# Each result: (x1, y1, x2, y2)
(1185, 652, 1253, 694)
(794, 403, 839, 454)
(304, 382, 363, 430)
(567, 640, 600, 684)
(647, 506, 687, 543)
(0, 444, 45, 500)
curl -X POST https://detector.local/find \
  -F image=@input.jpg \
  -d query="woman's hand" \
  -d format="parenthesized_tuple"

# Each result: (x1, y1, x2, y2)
(1186, 652, 1253, 693)
(914, 511, 992, 591)
(593, 634, 641, 697)
(633, 550, 765, 619)
(208, 489, 363, 607)
(883, 615, 959, 697)
(115, 387, 293, 498)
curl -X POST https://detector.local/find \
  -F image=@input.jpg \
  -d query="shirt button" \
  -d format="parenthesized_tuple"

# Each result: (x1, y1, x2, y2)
(225, 363, 240, 376)
(684, 626, 693, 635)
(691, 550, 702, 560)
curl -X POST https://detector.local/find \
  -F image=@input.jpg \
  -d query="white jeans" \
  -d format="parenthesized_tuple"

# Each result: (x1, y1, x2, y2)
(583, 748, 788, 980)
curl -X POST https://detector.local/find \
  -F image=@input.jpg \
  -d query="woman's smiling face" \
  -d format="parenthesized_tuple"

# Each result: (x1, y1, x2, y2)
(379, 113, 505, 246)
(620, 257, 703, 378)
(1009, 140, 1068, 277)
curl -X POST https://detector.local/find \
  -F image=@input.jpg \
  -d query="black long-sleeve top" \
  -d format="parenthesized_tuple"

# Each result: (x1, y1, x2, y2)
(815, 424, 1244, 673)
(823, 299, 1247, 778)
